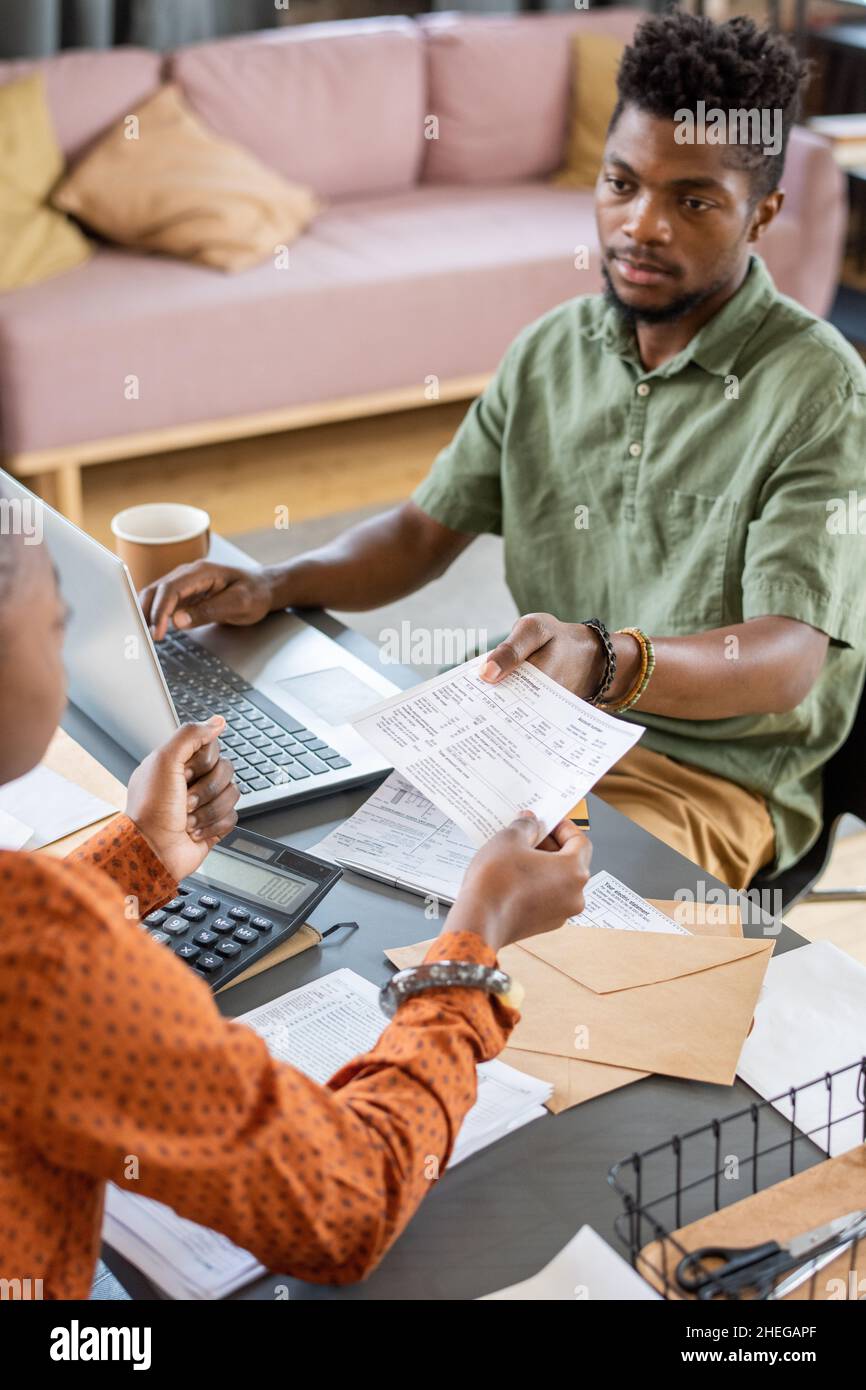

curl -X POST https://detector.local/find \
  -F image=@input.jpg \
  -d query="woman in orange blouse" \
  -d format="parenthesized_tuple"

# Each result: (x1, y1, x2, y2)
(0, 505, 592, 1299)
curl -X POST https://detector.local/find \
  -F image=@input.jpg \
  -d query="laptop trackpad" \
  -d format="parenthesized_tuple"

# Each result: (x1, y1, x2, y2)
(274, 667, 385, 726)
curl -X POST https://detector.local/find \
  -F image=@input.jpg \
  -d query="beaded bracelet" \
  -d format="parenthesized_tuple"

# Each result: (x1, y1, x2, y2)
(603, 628, 656, 713)
(580, 617, 617, 705)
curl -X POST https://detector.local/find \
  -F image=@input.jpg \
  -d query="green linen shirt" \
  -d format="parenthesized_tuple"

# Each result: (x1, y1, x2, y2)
(412, 256, 866, 873)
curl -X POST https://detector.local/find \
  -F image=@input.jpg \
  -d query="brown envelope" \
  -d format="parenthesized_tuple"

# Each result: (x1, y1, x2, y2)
(515, 926, 773, 1084)
(639, 1147, 866, 1300)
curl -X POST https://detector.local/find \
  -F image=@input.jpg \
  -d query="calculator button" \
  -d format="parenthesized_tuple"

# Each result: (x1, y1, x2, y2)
(257, 759, 278, 775)
(162, 916, 188, 937)
(148, 930, 171, 946)
(196, 953, 223, 973)
(215, 938, 243, 958)
(250, 916, 274, 933)
(285, 764, 312, 780)
(233, 925, 259, 944)
(325, 757, 350, 770)
(164, 898, 185, 912)
(176, 942, 201, 961)
(143, 910, 167, 926)
(181, 905, 207, 921)
(249, 734, 269, 749)
(228, 906, 249, 921)
(212, 916, 234, 931)
(197, 894, 220, 910)
(247, 777, 269, 790)
(178, 887, 191, 896)
(248, 753, 268, 767)
(297, 752, 329, 774)
(306, 739, 328, 752)
(193, 928, 219, 947)
(294, 730, 319, 744)
(319, 747, 343, 762)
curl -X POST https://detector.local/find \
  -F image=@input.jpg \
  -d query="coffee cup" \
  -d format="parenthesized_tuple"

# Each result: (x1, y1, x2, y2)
(110, 503, 211, 592)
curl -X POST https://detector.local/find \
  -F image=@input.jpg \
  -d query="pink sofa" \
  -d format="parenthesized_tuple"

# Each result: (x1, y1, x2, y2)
(0, 12, 847, 521)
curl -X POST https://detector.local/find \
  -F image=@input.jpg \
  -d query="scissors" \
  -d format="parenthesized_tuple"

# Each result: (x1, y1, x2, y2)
(675, 1208, 866, 1300)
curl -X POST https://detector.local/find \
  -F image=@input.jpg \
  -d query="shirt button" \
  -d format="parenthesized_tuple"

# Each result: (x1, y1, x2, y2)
(637, 382, 651, 397)
(629, 442, 642, 457)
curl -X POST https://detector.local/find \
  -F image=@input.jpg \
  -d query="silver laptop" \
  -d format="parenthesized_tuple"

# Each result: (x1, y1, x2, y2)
(1, 471, 399, 812)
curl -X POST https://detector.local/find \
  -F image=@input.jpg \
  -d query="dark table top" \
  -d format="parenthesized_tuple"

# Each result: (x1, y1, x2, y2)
(69, 606, 808, 1301)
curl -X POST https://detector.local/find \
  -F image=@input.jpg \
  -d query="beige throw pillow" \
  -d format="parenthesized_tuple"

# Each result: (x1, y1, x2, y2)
(0, 72, 91, 291)
(53, 83, 320, 272)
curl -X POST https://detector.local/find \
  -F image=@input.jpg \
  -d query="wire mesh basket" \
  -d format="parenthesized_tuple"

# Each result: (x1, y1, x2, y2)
(608, 1058, 866, 1300)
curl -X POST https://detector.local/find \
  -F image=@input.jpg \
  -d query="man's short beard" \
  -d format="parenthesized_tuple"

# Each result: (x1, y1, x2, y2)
(601, 263, 725, 327)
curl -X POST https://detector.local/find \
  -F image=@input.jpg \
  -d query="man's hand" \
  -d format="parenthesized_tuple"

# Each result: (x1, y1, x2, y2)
(479, 613, 641, 703)
(126, 717, 240, 881)
(140, 561, 277, 642)
(445, 813, 592, 954)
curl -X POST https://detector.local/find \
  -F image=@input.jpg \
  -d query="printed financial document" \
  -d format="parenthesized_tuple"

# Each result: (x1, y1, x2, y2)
(352, 656, 643, 845)
(312, 770, 474, 903)
(570, 871, 690, 935)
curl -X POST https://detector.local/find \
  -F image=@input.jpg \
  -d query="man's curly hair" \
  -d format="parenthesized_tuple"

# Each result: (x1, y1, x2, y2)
(612, 9, 810, 201)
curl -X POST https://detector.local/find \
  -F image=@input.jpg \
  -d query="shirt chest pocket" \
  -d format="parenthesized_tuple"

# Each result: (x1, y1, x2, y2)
(644, 488, 737, 633)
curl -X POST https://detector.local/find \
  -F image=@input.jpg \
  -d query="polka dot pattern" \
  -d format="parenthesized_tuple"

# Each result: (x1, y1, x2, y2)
(0, 815, 514, 1298)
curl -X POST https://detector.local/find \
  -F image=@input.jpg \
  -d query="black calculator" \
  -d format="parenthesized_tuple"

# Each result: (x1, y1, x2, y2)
(141, 826, 342, 989)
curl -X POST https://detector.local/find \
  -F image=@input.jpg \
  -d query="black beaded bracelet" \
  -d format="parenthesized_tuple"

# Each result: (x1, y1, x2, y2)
(581, 617, 617, 705)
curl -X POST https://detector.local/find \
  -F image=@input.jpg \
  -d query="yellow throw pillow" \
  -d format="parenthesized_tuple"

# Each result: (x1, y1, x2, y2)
(0, 73, 91, 291)
(52, 84, 320, 273)
(554, 33, 625, 189)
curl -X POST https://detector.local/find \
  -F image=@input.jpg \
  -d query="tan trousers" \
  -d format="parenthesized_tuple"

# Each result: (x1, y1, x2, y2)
(594, 744, 775, 890)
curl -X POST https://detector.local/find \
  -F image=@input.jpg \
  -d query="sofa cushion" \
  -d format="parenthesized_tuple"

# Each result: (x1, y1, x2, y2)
(0, 74, 92, 291)
(420, 10, 640, 185)
(0, 48, 162, 161)
(53, 84, 318, 273)
(170, 19, 425, 200)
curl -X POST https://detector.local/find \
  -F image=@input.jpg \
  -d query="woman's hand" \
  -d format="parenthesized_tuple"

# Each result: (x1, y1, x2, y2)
(126, 716, 240, 881)
(444, 813, 592, 954)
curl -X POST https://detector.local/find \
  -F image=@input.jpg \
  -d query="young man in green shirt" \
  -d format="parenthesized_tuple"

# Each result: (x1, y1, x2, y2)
(142, 12, 866, 890)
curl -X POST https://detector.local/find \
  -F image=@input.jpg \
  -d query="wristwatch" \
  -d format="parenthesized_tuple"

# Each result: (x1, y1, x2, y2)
(379, 961, 518, 1019)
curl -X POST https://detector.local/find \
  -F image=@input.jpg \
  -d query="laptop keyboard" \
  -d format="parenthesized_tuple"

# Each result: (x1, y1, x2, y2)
(155, 632, 350, 796)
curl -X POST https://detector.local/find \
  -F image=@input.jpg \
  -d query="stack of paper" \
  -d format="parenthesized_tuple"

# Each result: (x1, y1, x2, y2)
(312, 770, 474, 902)
(103, 1187, 266, 1300)
(102, 968, 551, 1298)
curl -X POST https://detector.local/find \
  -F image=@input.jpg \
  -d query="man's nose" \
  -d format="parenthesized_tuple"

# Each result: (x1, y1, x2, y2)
(621, 194, 672, 245)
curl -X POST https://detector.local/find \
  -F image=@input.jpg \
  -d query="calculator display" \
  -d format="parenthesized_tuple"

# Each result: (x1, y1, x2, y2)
(199, 849, 316, 914)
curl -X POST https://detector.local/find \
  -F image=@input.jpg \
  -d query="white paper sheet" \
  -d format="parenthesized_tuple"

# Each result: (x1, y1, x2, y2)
(481, 1224, 662, 1300)
(569, 870, 690, 935)
(351, 655, 643, 846)
(738, 941, 866, 1155)
(311, 770, 473, 903)
(0, 764, 115, 850)
(0, 807, 34, 851)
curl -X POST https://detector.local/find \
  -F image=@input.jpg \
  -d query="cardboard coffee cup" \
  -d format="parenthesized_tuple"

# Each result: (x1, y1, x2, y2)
(111, 503, 211, 591)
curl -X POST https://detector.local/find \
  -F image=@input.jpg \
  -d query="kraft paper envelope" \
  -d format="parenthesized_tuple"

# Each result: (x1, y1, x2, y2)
(639, 1146, 866, 1300)
(385, 936, 645, 1114)
(385, 901, 754, 1111)
(514, 926, 773, 1084)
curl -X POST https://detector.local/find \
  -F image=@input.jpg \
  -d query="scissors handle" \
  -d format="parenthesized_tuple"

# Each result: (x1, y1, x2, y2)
(676, 1241, 784, 1295)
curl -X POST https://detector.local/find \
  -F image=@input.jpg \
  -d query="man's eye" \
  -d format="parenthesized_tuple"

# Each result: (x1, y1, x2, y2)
(605, 177, 630, 194)
(683, 198, 712, 212)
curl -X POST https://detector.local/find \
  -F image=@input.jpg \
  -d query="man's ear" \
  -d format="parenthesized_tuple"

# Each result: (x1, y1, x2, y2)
(747, 189, 784, 244)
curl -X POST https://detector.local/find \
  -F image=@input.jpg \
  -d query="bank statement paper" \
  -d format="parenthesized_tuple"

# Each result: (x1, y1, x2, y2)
(351, 655, 643, 846)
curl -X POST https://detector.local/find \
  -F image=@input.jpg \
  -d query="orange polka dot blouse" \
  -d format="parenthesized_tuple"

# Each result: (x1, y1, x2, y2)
(0, 815, 516, 1299)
